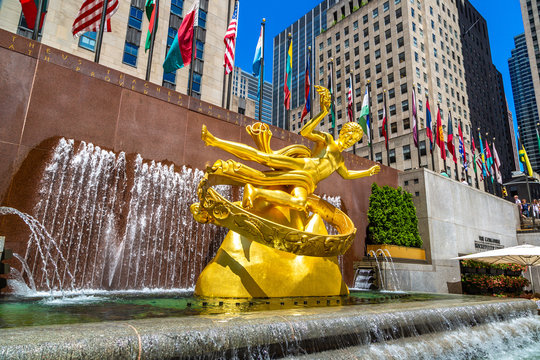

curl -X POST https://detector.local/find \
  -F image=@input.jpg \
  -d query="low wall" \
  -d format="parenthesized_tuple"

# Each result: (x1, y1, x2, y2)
(0, 29, 398, 288)
(395, 168, 520, 293)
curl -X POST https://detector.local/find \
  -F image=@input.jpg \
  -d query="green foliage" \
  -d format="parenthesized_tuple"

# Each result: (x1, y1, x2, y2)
(352, 5, 359, 12)
(367, 183, 422, 248)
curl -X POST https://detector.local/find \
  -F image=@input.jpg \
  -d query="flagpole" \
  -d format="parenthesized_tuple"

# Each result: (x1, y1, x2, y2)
(368, 80, 374, 162)
(431, 121, 436, 171)
(221, 0, 234, 108)
(414, 88, 421, 169)
(350, 71, 356, 154)
(32, 0, 45, 40)
(145, 0, 159, 81)
(309, 46, 314, 120)
(94, 0, 110, 63)
(258, 19, 266, 122)
(384, 90, 390, 166)
(330, 58, 337, 139)
(188, 14, 199, 96)
(285, 33, 292, 131)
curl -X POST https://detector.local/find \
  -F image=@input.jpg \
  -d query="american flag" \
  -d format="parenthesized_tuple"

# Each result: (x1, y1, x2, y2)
(72, 0, 119, 38)
(224, 1, 239, 75)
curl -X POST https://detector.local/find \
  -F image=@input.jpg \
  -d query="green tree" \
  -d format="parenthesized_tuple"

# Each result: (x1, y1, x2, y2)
(367, 183, 422, 248)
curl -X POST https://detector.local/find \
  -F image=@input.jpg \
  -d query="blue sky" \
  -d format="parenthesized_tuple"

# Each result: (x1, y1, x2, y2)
(233, 0, 524, 136)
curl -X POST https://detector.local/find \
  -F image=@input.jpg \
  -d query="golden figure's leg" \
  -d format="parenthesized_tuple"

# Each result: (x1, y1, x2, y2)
(243, 184, 308, 212)
(202, 126, 303, 170)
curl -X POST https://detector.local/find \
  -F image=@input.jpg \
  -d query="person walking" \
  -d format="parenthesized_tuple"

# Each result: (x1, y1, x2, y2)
(521, 199, 530, 218)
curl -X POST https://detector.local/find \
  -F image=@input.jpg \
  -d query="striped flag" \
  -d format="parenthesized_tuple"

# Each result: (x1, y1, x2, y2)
(72, 0, 119, 38)
(145, 0, 157, 52)
(163, 0, 199, 73)
(458, 122, 467, 171)
(436, 105, 445, 160)
(224, 1, 239, 75)
(412, 88, 418, 147)
(493, 141, 502, 184)
(447, 112, 457, 163)
(382, 92, 388, 149)
(426, 96, 433, 151)
(300, 47, 311, 123)
(284, 39, 292, 110)
(346, 73, 354, 122)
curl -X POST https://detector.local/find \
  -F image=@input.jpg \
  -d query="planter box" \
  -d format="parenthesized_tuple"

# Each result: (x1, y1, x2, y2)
(366, 244, 426, 261)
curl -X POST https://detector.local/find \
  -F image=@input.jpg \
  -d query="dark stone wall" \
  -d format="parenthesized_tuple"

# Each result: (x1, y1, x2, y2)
(0, 29, 399, 287)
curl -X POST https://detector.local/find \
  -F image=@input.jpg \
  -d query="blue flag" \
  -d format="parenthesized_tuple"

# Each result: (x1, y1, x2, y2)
(252, 25, 263, 76)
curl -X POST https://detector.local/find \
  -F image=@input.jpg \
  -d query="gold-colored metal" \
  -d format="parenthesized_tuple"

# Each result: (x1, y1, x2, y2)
(191, 86, 380, 298)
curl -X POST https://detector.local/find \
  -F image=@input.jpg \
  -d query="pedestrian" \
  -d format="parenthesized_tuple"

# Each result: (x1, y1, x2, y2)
(532, 199, 539, 219)
(461, 177, 468, 185)
(515, 195, 522, 216)
(521, 199, 530, 218)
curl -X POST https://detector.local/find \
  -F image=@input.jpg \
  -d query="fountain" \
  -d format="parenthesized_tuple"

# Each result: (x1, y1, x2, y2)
(1, 87, 539, 359)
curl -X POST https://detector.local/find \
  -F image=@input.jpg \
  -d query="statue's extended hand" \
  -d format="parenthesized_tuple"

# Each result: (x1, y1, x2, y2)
(315, 85, 331, 113)
(201, 125, 216, 146)
(369, 165, 381, 176)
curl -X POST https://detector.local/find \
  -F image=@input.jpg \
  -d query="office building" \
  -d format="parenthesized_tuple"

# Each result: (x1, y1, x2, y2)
(509, 33, 540, 172)
(231, 66, 273, 124)
(272, 0, 339, 129)
(0, 0, 234, 106)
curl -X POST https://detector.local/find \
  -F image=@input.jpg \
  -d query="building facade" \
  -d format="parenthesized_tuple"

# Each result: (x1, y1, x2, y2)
(272, 0, 339, 130)
(231, 66, 272, 124)
(0, 0, 233, 106)
(287, 0, 512, 192)
(509, 33, 540, 172)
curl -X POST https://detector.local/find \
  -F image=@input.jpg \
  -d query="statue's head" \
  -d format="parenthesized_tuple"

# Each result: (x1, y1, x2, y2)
(337, 122, 363, 150)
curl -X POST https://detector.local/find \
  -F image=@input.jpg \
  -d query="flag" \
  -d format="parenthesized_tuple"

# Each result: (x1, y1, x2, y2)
(518, 138, 533, 176)
(493, 142, 502, 184)
(72, 0, 119, 38)
(223, 1, 239, 74)
(19, 0, 47, 31)
(485, 139, 494, 183)
(358, 87, 371, 144)
(300, 48, 311, 123)
(346, 73, 354, 122)
(447, 113, 457, 163)
(252, 22, 263, 76)
(426, 97, 433, 151)
(145, 0, 158, 52)
(537, 126, 540, 155)
(436, 106, 445, 160)
(412, 88, 418, 147)
(478, 131, 486, 177)
(458, 122, 467, 171)
(163, 0, 199, 73)
(471, 135, 477, 174)
(382, 92, 388, 149)
(284, 39, 292, 110)
(327, 62, 336, 129)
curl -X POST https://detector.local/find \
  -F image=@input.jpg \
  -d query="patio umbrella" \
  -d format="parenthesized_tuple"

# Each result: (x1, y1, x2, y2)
(454, 244, 540, 293)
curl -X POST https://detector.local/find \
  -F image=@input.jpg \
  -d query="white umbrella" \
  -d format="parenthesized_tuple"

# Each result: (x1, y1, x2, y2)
(454, 244, 540, 293)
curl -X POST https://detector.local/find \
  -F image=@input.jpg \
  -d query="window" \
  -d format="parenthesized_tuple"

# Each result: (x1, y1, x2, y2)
(374, 35, 380, 45)
(123, 42, 139, 67)
(364, 41, 370, 50)
(400, 83, 407, 94)
(336, 44, 341, 53)
(389, 149, 396, 163)
(388, 88, 395, 98)
(365, 68, 371, 78)
(384, 15, 390, 25)
(387, 72, 394, 83)
(376, 78, 383, 88)
(196, 40, 204, 59)
(402, 99, 409, 111)
(375, 49, 381, 59)
(344, 27, 349, 36)
(391, 122, 398, 134)
(398, 52, 405, 63)
(396, 22, 403, 33)
(397, 37, 404, 48)
(419, 140, 426, 156)
(403, 145, 411, 160)
(389, 104, 396, 115)
(376, 63, 382, 73)
(396, 7, 402, 18)
(373, 8, 379, 18)
(79, 32, 96, 51)
(364, 28, 369, 36)
(198, 10, 207, 29)
(383, 1, 390, 11)
(385, 29, 391, 39)
(171, 0, 183, 16)
(128, 6, 143, 30)
(399, 67, 406, 78)
(354, 33, 359, 43)
(374, 21, 379, 31)
(377, 93, 383, 103)
(403, 117, 410, 129)
(387, 58, 393, 68)
(386, 43, 392, 53)
(355, 59, 360, 69)
(364, 54, 370, 64)
(327, 38, 332, 46)
(335, 32, 341, 41)
(375, 152, 383, 162)
(353, 20, 359, 30)
(336, 56, 341, 66)
(363, 14, 369, 24)
(354, 47, 360, 56)
(336, 69, 341, 78)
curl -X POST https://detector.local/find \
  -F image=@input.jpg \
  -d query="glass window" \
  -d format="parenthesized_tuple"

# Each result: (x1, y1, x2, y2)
(171, 0, 183, 16)
(192, 72, 202, 93)
(198, 10, 207, 29)
(196, 40, 204, 59)
(387, 72, 394, 83)
(128, 6, 143, 30)
(403, 145, 411, 160)
(389, 149, 396, 163)
(78, 32, 96, 51)
(123, 42, 139, 67)
(373, 8, 379, 18)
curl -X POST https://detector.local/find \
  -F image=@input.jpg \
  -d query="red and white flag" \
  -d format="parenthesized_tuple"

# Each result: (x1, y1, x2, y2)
(346, 73, 354, 122)
(493, 142, 503, 184)
(72, 0, 119, 38)
(223, 1, 239, 75)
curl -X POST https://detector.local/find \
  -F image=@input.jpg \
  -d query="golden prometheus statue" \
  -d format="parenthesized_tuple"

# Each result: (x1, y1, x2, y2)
(191, 86, 380, 298)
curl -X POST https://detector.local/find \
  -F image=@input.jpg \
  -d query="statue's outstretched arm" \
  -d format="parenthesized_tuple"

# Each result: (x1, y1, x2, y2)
(337, 164, 380, 180)
(202, 125, 303, 170)
(300, 86, 331, 144)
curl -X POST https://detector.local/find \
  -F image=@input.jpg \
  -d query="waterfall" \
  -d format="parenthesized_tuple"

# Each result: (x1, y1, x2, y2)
(13, 138, 229, 291)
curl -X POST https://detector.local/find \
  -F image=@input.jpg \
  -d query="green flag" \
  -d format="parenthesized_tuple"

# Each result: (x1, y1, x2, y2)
(358, 87, 371, 144)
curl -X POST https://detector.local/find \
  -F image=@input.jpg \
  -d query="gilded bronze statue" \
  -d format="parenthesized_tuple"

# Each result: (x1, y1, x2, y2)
(191, 86, 380, 298)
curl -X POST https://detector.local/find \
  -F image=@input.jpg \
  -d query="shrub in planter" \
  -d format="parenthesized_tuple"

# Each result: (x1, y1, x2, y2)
(367, 183, 422, 248)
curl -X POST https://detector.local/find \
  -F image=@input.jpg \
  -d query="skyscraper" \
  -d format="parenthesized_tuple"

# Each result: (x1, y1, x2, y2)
(509, 33, 540, 172)
(231, 66, 273, 124)
(272, 0, 338, 129)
